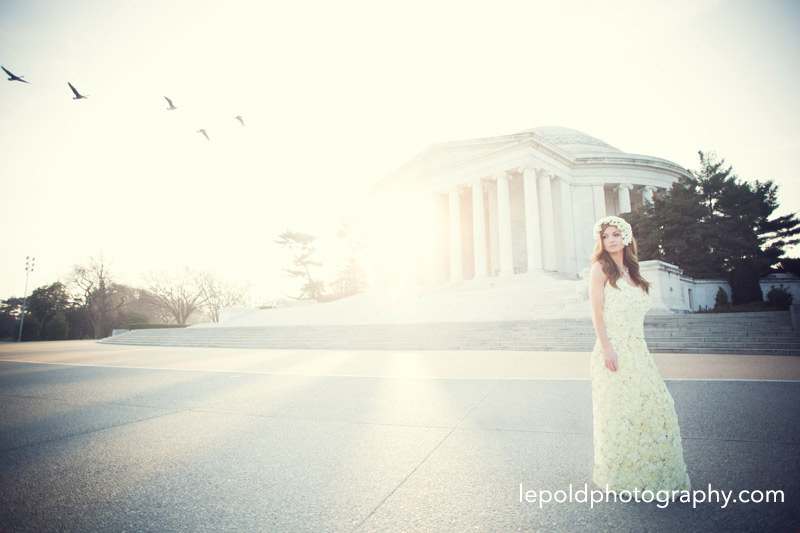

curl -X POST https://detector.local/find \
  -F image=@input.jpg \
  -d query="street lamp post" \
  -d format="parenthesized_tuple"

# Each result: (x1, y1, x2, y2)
(18, 256, 35, 342)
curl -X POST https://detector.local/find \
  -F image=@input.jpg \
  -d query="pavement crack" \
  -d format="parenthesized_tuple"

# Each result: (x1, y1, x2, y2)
(354, 377, 505, 530)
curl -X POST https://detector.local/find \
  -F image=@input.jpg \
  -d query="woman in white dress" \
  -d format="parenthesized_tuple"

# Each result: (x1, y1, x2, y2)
(588, 215, 691, 494)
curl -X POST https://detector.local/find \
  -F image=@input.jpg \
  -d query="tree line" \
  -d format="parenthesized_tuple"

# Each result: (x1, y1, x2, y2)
(1, 256, 249, 342)
(625, 151, 800, 305)
(2, 213, 373, 342)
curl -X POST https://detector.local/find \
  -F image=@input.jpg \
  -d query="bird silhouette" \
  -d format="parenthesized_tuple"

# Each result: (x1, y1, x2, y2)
(2, 66, 28, 83)
(235, 115, 244, 127)
(68, 82, 88, 99)
(197, 129, 210, 141)
(164, 96, 177, 110)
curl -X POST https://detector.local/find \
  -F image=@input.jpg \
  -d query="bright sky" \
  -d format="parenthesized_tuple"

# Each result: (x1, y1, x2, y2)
(1, 0, 799, 304)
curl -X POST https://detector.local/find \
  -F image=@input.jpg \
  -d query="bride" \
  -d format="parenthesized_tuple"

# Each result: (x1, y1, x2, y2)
(588, 215, 691, 494)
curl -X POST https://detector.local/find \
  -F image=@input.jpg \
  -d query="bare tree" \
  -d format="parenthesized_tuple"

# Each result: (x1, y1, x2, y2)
(118, 286, 167, 326)
(198, 271, 249, 323)
(71, 254, 128, 339)
(144, 268, 204, 325)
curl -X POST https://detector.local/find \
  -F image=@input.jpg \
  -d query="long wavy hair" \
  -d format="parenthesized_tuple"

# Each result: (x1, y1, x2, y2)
(591, 223, 650, 293)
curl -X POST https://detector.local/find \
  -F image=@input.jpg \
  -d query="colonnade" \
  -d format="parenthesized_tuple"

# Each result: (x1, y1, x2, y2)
(432, 167, 659, 283)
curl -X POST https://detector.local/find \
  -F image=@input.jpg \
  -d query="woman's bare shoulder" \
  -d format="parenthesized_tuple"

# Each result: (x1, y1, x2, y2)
(590, 260, 605, 274)
(589, 261, 608, 283)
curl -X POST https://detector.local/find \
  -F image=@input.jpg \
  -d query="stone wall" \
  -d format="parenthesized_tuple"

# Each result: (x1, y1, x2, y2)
(640, 261, 800, 312)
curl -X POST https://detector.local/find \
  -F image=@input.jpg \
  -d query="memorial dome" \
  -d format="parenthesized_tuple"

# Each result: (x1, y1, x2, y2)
(520, 126, 621, 155)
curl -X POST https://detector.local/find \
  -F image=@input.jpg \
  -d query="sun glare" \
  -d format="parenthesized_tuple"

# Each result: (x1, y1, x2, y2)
(366, 193, 434, 292)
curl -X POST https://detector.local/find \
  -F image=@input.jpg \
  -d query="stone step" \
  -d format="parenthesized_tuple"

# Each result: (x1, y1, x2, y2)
(109, 331, 800, 344)
(106, 327, 796, 337)
(104, 331, 800, 343)
(101, 312, 800, 356)
(193, 319, 794, 331)
(100, 339, 799, 356)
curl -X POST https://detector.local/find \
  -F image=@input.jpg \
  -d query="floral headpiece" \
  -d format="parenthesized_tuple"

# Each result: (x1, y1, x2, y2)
(593, 215, 633, 246)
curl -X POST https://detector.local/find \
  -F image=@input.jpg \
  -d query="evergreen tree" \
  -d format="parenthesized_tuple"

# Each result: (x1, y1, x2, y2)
(333, 212, 370, 298)
(65, 307, 93, 340)
(626, 174, 716, 277)
(0, 297, 24, 341)
(776, 257, 800, 277)
(629, 151, 800, 303)
(0, 313, 15, 340)
(275, 230, 325, 300)
(15, 313, 41, 341)
(727, 258, 763, 305)
(44, 312, 70, 340)
(27, 282, 72, 333)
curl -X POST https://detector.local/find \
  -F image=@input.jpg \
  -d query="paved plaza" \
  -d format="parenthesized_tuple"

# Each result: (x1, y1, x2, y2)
(0, 341, 798, 532)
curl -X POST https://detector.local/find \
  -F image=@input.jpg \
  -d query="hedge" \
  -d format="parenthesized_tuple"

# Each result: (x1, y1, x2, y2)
(126, 324, 191, 330)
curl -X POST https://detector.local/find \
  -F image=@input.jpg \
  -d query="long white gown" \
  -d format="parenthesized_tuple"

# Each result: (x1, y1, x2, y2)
(590, 279, 691, 493)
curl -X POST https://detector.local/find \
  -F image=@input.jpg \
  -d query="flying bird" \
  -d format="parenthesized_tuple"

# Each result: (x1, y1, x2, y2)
(197, 129, 209, 141)
(68, 82, 88, 99)
(2, 66, 28, 83)
(235, 115, 244, 127)
(164, 96, 177, 110)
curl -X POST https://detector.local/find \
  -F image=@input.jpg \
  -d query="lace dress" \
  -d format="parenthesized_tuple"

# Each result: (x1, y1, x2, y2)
(590, 280, 691, 493)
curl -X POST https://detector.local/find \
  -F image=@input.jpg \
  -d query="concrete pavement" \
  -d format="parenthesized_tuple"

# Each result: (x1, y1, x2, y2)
(3, 340, 800, 380)
(0, 341, 798, 532)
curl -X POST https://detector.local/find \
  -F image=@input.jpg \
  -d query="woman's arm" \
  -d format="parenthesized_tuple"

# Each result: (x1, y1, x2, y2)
(589, 261, 618, 372)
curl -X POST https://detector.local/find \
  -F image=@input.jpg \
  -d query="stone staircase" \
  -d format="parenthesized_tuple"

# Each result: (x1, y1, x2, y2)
(101, 311, 800, 355)
(203, 274, 590, 327)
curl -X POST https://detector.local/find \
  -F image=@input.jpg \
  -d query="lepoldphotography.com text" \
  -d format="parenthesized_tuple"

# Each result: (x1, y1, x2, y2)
(519, 484, 785, 510)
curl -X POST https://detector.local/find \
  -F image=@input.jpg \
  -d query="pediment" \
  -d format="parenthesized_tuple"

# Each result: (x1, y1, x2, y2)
(394, 137, 518, 178)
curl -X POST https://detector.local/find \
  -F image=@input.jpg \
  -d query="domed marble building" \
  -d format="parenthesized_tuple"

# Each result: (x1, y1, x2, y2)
(372, 126, 691, 283)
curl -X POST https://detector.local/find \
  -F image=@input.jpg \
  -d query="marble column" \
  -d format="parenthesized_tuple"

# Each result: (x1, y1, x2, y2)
(427, 194, 441, 285)
(592, 184, 606, 221)
(487, 183, 499, 276)
(496, 172, 514, 276)
(617, 184, 632, 214)
(538, 171, 557, 272)
(556, 178, 577, 277)
(643, 186, 655, 205)
(449, 189, 462, 281)
(522, 167, 542, 271)
(472, 181, 488, 279)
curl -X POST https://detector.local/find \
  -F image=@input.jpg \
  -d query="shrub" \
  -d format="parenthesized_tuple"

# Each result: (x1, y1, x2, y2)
(728, 259, 764, 305)
(714, 287, 730, 309)
(126, 324, 190, 330)
(766, 285, 794, 310)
